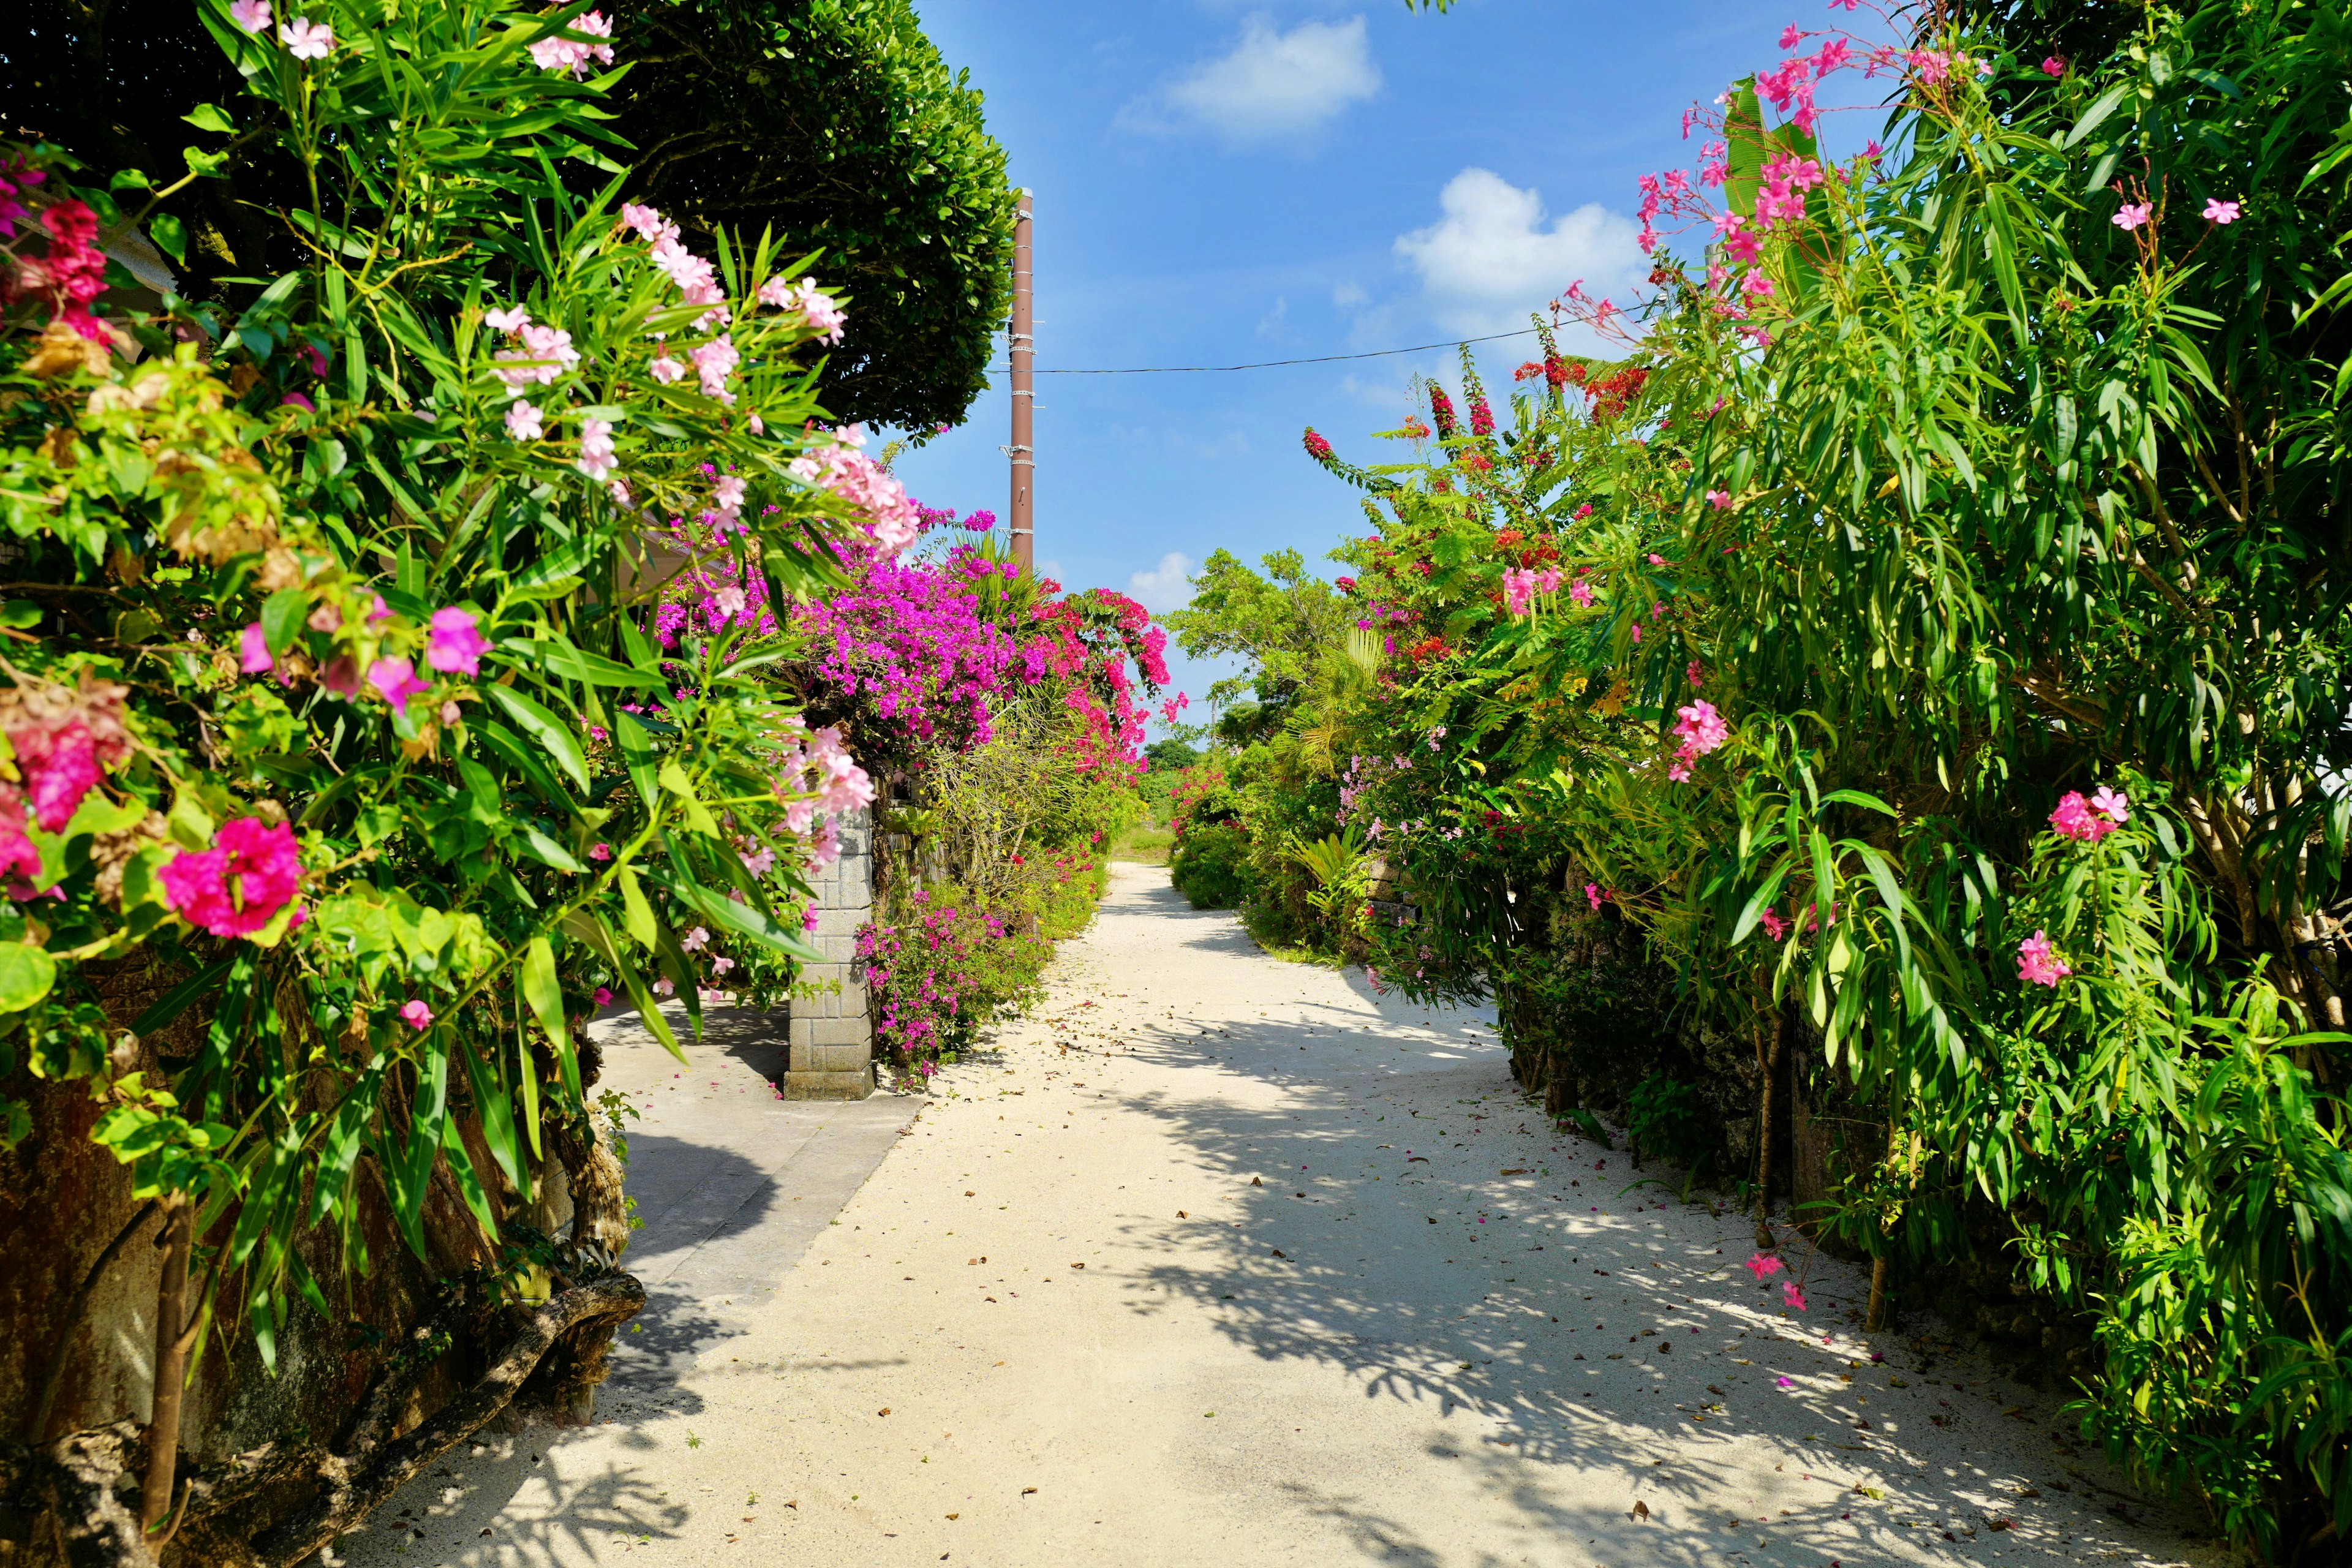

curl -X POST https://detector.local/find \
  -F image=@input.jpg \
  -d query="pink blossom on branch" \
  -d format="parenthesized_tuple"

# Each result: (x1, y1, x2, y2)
(426, 608, 489, 675)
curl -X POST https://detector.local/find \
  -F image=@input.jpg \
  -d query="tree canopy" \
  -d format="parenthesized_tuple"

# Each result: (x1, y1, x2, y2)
(0, 0, 1015, 431)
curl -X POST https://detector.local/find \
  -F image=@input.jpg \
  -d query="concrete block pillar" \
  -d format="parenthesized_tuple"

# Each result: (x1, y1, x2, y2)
(783, 804, 876, 1099)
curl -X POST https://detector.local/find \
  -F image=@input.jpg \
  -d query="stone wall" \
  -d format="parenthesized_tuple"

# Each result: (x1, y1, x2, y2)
(783, 804, 875, 1099)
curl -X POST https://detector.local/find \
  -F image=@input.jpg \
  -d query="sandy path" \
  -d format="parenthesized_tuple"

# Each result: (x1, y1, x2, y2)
(341, 865, 2213, 1568)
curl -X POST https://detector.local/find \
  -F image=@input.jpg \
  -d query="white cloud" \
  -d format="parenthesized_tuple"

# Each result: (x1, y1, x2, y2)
(1120, 15, 1380, 146)
(1127, 551, 1196, 614)
(1331, 281, 1370, 309)
(1394, 168, 1643, 335)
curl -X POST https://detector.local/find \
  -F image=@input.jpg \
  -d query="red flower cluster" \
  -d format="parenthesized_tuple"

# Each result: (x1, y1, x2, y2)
(1428, 385, 1458, 439)
(1, 196, 112, 341)
(1303, 429, 1335, 461)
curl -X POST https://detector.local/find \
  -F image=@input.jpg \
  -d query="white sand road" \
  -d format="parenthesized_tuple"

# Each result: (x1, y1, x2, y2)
(340, 864, 2218, 1568)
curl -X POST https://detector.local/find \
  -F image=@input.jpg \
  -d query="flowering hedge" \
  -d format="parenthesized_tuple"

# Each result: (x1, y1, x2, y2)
(0, 0, 940, 1541)
(1192, 1, 2352, 1549)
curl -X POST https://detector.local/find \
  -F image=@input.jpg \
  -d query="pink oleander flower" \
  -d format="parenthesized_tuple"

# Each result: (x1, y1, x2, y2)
(2203, 198, 2241, 224)
(1648, 552, 1667, 566)
(1686, 660, 1705, 687)
(278, 16, 334, 58)
(20, 723, 102, 833)
(400, 1000, 434, 1031)
(620, 203, 673, 244)
(1782, 1281, 1808, 1311)
(427, 607, 489, 675)
(1744, 1252, 1785, 1280)
(504, 399, 543, 440)
(494, 322, 579, 394)
(609, 478, 632, 507)
(802, 907, 821, 933)
(1675, 699, 1728, 756)
(1667, 761, 1692, 783)
(1706, 489, 1733, 510)
(576, 415, 617, 480)
(160, 816, 304, 939)
(758, 276, 846, 342)
(2049, 790, 2120, 843)
(690, 335, 739, 403)
(368, 656, 431, 711)
(230, 0, 273, 31)
(2018, 929, 2071, 987)
(712, 955, 737, 976)
(652, 976, 675, 996)
(2089, 784, 2130, 824)
(240, 622, 273, 674)
(712, 474, 747, 513)
(2114, 202, 2153, 232)
(682, 925, 710, 951)
(1569, 579, 1594, 608)
(1502, 567, 1537, 617)
(1585, 883, 1602, 911)
(484, 303, 530, 334)
(593, 986, 614, 1006)
(2041, 55, 2065, 76)
(649, 350, 685, 385)
(1760, 907, 1787, 942)
(589, 842, 612, 862)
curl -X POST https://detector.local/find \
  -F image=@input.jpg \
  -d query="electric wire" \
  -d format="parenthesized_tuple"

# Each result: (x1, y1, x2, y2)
(982, 322, 1558, 376)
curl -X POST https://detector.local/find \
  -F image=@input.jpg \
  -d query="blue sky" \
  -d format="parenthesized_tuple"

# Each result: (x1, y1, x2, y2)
(884, 1, 1801, 728)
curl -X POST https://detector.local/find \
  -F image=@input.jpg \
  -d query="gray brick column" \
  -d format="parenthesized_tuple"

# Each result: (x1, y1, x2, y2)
(782, 804, 876, 1099)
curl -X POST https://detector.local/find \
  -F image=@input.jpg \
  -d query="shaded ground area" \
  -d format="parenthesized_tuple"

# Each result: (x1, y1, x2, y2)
(336, 868, 2212, 1568)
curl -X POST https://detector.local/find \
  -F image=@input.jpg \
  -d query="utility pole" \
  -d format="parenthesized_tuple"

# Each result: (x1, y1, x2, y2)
(1008, 189, 1035, 575)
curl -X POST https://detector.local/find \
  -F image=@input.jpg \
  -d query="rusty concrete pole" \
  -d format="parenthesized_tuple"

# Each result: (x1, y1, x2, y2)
(1008, 189, 1035, 575)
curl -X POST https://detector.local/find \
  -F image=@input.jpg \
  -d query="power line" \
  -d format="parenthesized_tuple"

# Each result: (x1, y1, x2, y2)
(983, 323, 1556, 377)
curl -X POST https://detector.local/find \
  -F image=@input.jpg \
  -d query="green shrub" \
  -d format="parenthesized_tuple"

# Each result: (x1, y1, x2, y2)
(1170, 821, 1251, 910)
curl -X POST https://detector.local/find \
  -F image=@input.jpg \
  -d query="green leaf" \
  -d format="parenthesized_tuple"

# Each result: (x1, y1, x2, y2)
(618, 864, 659, 950)
(0, 943, 58, 1014)
(149, 214, 189, 268)
(183, 103, 236, 134)
(652, 865, 824, 963)
(484, 684, 590, 792)
(614, 711, 660, 810)
(658, 760, 722, 836)
(459, 1036, 527, 1195)
(546, 636, 663, 690)
(2064, 81, 2132, 149)
(518, 935, 580, 1104)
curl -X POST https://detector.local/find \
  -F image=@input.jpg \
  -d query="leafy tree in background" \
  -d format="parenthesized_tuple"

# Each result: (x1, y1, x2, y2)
(1163, 547, 1346, 745)
(0, 0, 1015, 431)
(605, 0, 1016, 432)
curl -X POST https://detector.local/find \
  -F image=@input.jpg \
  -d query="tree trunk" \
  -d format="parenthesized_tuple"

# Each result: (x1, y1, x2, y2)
(137, 1200, 191, 1542)
(1865, 1253, 1891, 1332)
(1754, 1005, 1786, 1250)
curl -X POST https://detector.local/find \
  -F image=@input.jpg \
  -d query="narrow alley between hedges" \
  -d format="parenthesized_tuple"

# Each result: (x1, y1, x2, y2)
(342, 865, 2215, 1568)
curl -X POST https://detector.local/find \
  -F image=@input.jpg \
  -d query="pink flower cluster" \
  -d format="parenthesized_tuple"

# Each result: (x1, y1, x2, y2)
(789, 426, 922, 554)
(2049, 785, 2129, 843)
(483, 304, 581, 396)
(0, 674, 134, 894)
(230, 1, 336, 59)
(755, 274, 847, 343)
(526, 9, 614, 77)
(159, 816, 305, 940)
(2018, 930, 2070, 987)
(1501, 567, 1562, 616)
(1667, 698, 1728, 782)
(0, 197, 111, 342)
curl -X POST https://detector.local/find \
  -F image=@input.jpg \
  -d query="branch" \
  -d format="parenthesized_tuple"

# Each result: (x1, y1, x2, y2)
(249, 1273, 645, 1568)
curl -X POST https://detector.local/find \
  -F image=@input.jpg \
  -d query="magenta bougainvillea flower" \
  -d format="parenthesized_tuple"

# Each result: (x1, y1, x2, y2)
(426, 608, 489, 675)
(367, 657, 431, 711)
(399, 1000, 434, 1031)
(1744, 1252, 1785, 1280)
(160, 817, 304, 939)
